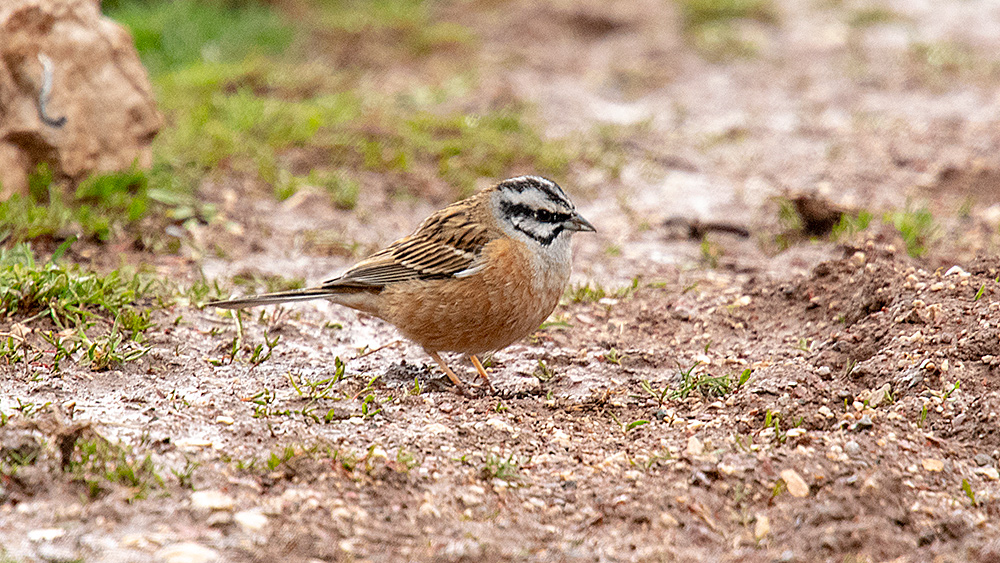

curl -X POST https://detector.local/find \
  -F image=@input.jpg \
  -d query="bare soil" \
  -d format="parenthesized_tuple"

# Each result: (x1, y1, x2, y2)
(4, 1, 1000, 562)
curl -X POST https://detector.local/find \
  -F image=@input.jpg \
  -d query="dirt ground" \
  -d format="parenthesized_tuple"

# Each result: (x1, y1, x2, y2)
(4, 0, 1000, 562)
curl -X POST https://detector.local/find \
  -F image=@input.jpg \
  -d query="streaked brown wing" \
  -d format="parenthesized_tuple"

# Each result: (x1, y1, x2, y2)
(323, 205, 493, 289)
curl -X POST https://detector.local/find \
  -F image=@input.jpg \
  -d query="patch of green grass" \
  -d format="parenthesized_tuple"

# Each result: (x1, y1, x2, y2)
(676, 0, 779, 61)
(310, 0, 476, 67)
(0, 166, 152, 243)
(0, 243, 154, 331)
(603, 348, 624, 365)
(0, 243, 157, 372)
(565, 278, 640, 304)
(643, 363, 752, 402)
(700, 237, 722, 268)
(155, 60, 573, 205)
(884, 204, 937, 258)
(104, 0, 294, 75)
(480, 452, 525, 482)
(67, 438, 163, 502)
(831, 209, 873, 240)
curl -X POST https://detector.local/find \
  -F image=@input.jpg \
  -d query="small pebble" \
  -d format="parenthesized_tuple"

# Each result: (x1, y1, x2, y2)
(975, 466, 1000, 481)
(922, 458, 944, 472)
(36, 543, 81, 563)
(845, 441, 861, 457)
(852, 415, 873, 431)
(974, 454, 994, 467)
(234, 510, 269, 531)
(686, 436, 704, 456)
(156, 543, 219, 563)
(754, 514, 770, 540)
(780, 469, 810, 497)
(190, 490, 235, 511)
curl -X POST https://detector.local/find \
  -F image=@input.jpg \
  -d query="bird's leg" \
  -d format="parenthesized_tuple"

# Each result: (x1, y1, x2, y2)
(427, 350, 466, 393)
(469, 355, 494, 391)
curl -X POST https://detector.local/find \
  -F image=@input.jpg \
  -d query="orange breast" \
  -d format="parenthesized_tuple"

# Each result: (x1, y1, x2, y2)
(378, 238, 567, 355)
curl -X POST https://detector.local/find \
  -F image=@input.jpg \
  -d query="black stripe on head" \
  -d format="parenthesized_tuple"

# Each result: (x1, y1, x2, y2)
(498, 201, 568, 246)
(497, 176, 571, 209)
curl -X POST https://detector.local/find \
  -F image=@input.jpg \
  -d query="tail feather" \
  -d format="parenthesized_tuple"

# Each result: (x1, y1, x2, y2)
(206, 287, 344, 309)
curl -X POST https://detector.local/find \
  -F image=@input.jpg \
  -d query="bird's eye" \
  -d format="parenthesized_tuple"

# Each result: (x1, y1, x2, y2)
(534, 209, 553, 222)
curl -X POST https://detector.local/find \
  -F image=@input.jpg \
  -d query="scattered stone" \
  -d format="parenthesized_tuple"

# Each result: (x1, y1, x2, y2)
(816, 366, 832, 377)
(36, 542, 80, 563)
(27, 528, 65, 542)
(852, 415, 873, 431)
(424, 423, 451, 435)
(551, 428, 572, 447)
(754, 513, 770, 540)
(780, 469, 810, 497)
(174, 438, 213, 450)
(974, 454, 994, 467)
(457, 486, 485, 507)
(817, 406, 834, 419)
(155, 543, 219, 563)
(922, 458, 945, 472)
(686, 436, 704, 456)
(441, 538, 483, 559)
(485, 417, 514, 433)
(975, 466, 1000, 481)
(191, 490, 235, 511)
(234, 510, 268, 532)
(659, 512, 680, 527)
(844, 441, 861, 457)
(215, 415, 235, 425)
(863, 384, 891, 408)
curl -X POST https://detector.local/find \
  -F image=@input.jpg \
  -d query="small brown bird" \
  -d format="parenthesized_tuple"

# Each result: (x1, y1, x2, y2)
(208, 176, 595, 392)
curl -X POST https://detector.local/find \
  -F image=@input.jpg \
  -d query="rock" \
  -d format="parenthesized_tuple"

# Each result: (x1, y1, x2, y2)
(863, 384, 891, 408)
(190, 490, 235, 511)
(0, 0, 161, 197)
(155, 543, 219, 563)
(975, 466, 1000, 481)
(424, 422, 451, 435)
(686, 436, 704, 456)
(922, 458, 944, 472)
(780, 469, 810, 497)
(659, 512, 680, 527)
(27, 528, 65, 542)
(234, 510, 268, 532)
(844, 441, 861, 457)
(974, 454, 994, 467)
(852, 415, 873, 431)
(753, 513, 770, 540)
(36, 542, 81, 563)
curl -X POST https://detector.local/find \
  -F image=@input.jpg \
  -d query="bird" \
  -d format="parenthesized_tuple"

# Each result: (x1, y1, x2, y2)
(207, 175, 596, 393)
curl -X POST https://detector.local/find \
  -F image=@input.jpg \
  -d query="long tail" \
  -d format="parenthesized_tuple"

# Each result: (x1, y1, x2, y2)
(206, 287, 348, 309)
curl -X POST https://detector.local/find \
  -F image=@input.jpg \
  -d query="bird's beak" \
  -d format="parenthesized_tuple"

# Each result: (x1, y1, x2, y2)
(566, 212, 596, 233)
